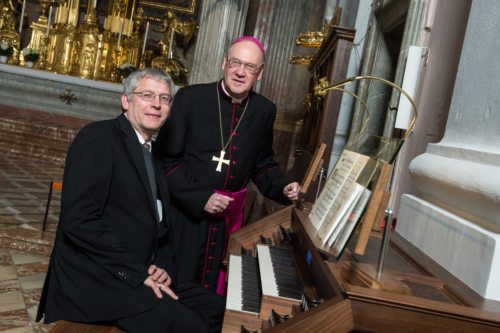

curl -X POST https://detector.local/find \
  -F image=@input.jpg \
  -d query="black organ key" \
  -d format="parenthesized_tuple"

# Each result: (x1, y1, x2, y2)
(227, 254, 262, 314)
(257, 244, 304, 300)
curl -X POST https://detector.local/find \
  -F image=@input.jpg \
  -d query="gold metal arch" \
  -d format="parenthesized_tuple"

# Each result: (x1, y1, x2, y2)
(321, 75, 418, 141)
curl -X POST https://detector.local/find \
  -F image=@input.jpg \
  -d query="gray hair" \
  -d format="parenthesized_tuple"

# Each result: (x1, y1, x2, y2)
(123, 68, 175, 104)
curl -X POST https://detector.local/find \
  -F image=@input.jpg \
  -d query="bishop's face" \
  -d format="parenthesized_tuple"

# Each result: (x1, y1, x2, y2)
(121, 77, 171, 141)
(222, 41, 264, 100)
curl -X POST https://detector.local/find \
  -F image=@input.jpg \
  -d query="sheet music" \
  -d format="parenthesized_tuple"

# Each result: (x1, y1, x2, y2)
(319, 182, 364, 244)
(309, 150, 368, 230)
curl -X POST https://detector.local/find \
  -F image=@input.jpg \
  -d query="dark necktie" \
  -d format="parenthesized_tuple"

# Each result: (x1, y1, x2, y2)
(142, 142, 159, 221)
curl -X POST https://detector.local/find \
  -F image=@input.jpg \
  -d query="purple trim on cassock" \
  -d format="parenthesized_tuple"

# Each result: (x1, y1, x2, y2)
(211, 188, 247, 296)
(165, 163, 182, 177)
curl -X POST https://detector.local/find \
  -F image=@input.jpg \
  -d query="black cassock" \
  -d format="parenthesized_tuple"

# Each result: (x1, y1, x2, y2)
(156, 80, 291, 293)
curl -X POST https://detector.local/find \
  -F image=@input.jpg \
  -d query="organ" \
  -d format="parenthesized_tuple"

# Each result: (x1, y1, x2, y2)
(222, 206, 500, 332)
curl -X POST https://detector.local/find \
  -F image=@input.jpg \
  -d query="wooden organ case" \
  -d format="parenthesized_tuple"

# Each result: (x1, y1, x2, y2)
(294, 26, 355, 203)
(222, 205, 500, 332)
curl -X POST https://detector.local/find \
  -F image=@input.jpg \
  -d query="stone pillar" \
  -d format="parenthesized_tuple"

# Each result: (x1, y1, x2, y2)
(189, 0, 249, 84)
(396, 0, 500, 301)
(251, 0, 324, 171)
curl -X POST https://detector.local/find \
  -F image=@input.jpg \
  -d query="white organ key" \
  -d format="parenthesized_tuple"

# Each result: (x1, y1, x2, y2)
(226, 255, 243, 311)
(257, 244, 279, 297)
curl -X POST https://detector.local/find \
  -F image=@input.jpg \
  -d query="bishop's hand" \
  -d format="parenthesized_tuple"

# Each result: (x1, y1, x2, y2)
(283, 182, 301, 202)
(204, 192, 234, 214)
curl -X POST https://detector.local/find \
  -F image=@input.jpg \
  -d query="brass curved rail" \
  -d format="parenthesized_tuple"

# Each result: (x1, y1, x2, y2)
(326, 86, 370, 135)
(321, 75, 418, 140)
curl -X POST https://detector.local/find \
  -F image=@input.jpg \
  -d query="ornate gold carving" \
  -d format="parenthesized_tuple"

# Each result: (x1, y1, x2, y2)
(0, 1, 20, 64)
(59, 88, 78, 105)
(151, 10, 197, 85)
(295, 31, 325, 49)
(289, 55, 313, 65)
(3, 1, 198, 84)
(71, 6, 99, 78)
(313, 77, 329, 99)
(303, 93, 312, 113)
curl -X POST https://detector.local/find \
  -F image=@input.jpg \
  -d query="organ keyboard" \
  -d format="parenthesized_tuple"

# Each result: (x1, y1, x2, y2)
(221, 206, 500, 332)
(256, 244, 303, 301)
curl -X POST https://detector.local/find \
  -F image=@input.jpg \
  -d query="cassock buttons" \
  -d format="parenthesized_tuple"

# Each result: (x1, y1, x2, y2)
(232, 160, 238, 165)
(233, 145, 239, 151)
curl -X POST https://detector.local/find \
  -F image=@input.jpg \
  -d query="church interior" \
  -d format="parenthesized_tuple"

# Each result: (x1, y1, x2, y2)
(1, 0, 500, 332)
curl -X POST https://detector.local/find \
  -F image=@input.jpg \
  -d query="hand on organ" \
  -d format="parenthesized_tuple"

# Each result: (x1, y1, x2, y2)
(283, 182, 301, 201)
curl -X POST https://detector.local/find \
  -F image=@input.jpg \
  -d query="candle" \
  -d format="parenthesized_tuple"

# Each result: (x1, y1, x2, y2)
(131, 0, 137, 19)
(168, 27, 174, 59)
(92, 0, 97, 9)
(116, 18, 123, 50)
(18, 0, 26, 34)
(46, 6, 53, 37)
(141, 22, 149, 57)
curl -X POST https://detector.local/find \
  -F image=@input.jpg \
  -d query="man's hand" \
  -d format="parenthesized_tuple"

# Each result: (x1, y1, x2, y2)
(283, 182, 301, 201)
(204, 192, 234, 214)
(143, 265, 178, 300)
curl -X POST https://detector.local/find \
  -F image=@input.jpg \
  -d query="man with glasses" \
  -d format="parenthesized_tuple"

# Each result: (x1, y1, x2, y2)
(157, 36, 300, 296)
(36, 68, 224, 333)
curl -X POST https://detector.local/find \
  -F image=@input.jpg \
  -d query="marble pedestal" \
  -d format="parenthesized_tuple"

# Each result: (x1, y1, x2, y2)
(0, 63, 122, 121)
(396, 194, 500, 300)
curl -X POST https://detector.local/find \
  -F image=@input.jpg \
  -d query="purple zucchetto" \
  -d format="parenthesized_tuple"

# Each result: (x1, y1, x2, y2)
(230, 36, 265, 55)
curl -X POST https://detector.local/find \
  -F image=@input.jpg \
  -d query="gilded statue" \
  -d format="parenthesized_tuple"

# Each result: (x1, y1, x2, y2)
(151, 10, 197, 85)
(71, 6, 99, 78)
(0, 1, 20, 63)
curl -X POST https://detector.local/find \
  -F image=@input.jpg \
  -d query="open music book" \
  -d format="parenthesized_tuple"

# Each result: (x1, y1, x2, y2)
(309, 150, 369, 230)
(329, 187, 371, 257)
(319, 182, 365, 245)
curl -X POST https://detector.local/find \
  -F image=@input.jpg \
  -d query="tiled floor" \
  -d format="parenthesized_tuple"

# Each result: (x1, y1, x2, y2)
(0, 130, 66, 332)
(0, 248, 53, 332)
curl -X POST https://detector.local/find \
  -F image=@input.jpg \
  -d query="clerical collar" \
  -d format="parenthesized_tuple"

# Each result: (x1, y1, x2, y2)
(124, 112, 157, 146)
(220, 80, 248, 104)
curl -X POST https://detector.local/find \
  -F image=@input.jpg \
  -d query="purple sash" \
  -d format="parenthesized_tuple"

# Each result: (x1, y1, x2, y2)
(212, 188, 247, 296)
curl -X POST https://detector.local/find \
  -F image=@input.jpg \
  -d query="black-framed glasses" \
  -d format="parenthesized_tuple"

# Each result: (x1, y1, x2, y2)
(226, 57, 263, 75)
(132, 91, 172, 104)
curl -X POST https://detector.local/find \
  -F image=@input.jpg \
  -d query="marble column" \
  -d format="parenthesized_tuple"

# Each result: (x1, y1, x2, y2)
(189, 0, 249, 84)
(396, 0, 500, 300)
(252, 0, 324, 170)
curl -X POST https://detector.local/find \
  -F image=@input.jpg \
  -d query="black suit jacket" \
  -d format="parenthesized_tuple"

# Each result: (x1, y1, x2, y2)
(37, 114, 175, 323)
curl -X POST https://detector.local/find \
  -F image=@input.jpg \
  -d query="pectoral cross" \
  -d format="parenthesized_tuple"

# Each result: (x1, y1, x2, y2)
(212, 150, 230, 172)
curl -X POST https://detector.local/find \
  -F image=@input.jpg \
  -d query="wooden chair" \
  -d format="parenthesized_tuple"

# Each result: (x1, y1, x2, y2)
(49, 321, 125, 333)
(42, 180, 62, 231)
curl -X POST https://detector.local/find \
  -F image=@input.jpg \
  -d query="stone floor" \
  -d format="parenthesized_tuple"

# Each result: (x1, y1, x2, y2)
(0, 109, 76, 333)
(0, 152, 64, 332)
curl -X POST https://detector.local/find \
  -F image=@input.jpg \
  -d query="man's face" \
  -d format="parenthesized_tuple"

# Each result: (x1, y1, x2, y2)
(121, 77, 171, 140)
(222, 41, 264, 100)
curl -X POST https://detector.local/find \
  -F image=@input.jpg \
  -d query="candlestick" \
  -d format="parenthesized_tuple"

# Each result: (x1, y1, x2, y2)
(117, 18, 123, 50)
(131, 0, 137, 20)
(141, 22, 149, 58)
(18, 0, 26, 34)
(168, 27, 174, 60)
(46, 6, 53, 37)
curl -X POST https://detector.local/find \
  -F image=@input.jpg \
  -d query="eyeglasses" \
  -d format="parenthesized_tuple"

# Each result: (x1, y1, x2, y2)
(226, 58, 263, 75)
(132, 91, 172, 104)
